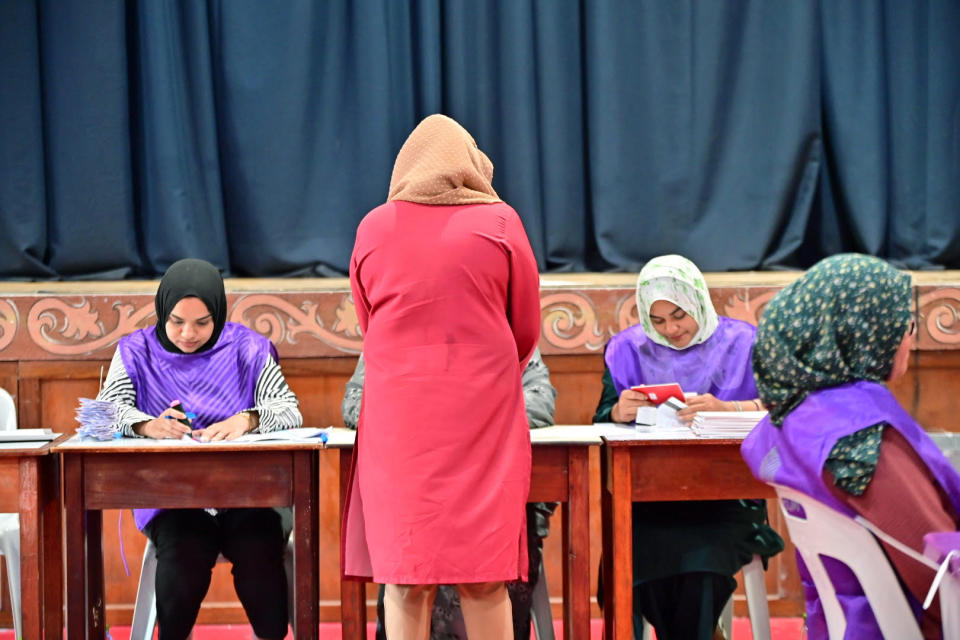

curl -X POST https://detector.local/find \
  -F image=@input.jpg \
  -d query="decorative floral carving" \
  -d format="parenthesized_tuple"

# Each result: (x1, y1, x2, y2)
(720, 290, 777, 326)
(540, 292, 605, 351)
(614, 293, 639, 334)
(0, 300, 18, 351)
(918, 288, 960, 345)
(28, 298, 154, 356)
(332, 296, 362, 338)
(229, 294, 363, 353)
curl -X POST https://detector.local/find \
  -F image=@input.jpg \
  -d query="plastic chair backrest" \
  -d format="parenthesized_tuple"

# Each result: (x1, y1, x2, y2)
(0, 388, 16, 432)
(771, 483, 925, 640)
(0, 388, 21, 639)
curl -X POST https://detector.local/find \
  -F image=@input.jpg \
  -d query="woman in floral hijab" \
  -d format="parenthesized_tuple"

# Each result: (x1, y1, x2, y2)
(743, 254, 960, 639)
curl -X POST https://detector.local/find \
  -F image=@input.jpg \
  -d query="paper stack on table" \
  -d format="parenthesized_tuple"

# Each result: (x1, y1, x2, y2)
(690, 411, 767, 438)
(0, 428, 58, 442)
(74, 397, 120, 440)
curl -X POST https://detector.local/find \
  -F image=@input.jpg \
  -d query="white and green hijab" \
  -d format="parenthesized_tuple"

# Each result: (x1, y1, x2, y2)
(636, 254, 719, 350)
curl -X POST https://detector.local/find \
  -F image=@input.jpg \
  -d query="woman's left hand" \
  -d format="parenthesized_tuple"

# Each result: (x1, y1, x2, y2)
(676, 393, 730, 421)
(193, 413, 255, 442)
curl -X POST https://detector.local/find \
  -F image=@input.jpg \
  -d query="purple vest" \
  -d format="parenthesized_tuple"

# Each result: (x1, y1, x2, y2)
(742, 381, 960, 638)
(605, 316, 758, 400)
(118, 322, 277, 529)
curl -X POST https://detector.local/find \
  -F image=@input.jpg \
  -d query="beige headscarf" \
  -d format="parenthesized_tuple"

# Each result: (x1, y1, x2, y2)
(387, 114, 502, 205)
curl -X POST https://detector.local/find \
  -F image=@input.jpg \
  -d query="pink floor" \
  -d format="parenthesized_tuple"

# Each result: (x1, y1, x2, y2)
(0, 618, 805, 639)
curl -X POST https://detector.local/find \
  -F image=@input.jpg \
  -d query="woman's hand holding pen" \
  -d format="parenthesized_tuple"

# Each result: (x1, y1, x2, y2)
(133, 400, 193, 439)
(193, 411, 257, 442)
(611, 388, 653, 423)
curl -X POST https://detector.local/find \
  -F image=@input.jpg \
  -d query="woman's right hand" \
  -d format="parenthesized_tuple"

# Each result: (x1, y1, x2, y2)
(611, 388, 653, 423)
(133, 401, 193, 440)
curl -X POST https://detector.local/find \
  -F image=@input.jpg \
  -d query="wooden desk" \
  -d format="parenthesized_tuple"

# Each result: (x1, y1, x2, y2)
(600, 435, 776, 640)
(329, 426, 598, 640)
(0, 439, 62, 639)
(56, 436, 321, 639)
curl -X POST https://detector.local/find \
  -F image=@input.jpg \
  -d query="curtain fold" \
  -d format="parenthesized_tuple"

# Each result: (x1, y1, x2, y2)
(1, 0, 958, 279)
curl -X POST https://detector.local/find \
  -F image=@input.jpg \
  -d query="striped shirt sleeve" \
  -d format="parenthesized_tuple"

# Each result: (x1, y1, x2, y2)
(250, 355, 302, 433)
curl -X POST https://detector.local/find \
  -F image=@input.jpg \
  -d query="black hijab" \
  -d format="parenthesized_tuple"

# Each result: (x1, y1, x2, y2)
(154, 259, 227, 354)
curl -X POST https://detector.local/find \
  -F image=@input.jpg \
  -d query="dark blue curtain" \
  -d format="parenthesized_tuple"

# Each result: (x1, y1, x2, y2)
(1, 0, 958, 279)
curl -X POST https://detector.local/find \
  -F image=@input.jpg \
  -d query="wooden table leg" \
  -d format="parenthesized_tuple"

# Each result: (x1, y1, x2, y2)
(64, 453, 88, 639)
(63, 453, 104, 639)
(18, 457, 41, 640)
(602, 447, 633, 640)
(564, 446, 590, 640)
(339, 448, 367, 640)
(87, 508, 105, 638)
(293, 450, 320, 639)
(40, 453, 62, 638)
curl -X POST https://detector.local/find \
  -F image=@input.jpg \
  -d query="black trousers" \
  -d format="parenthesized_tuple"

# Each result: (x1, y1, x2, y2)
(598, 568, 736, 640)
(142, 508, 289, 640)
(635, 572, 736, 640)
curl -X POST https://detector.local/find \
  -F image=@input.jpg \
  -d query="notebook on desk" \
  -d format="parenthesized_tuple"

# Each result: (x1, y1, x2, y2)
(0, 428, 58, 442)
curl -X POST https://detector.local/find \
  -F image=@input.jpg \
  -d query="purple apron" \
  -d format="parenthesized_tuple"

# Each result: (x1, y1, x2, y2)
(605, 316, 758, 400)
(742, 381, 960, 638)
(118, 322, 276, 529)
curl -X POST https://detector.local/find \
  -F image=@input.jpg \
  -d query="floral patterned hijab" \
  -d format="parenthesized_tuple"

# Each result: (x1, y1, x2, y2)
(636, 255, 719, 350)
(753, 254, 912, 425)
(387, 114, 502, 205)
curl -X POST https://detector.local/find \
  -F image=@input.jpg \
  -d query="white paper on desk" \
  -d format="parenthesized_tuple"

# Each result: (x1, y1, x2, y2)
(234, 427, 329, 443)
(324, 427, 357, 447)
(0, 440, 51, 450)
(0, 428, 58, 442)
(530, 425, 605, 444)
(655, 403, 687, 431)
(592, 422, 684, 441)
(690, 411, 766, 438)
(179, 427, 330, 444)
(634, 406, 657, 426)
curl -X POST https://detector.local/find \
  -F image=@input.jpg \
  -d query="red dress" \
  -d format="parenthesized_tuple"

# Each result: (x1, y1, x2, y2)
(344, 200, 541, 584)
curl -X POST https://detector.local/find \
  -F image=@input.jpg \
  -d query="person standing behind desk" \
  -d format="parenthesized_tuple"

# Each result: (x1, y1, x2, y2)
(342, 347, 558, 640)
(743, 254, 960, 639)
(344, 113, 542, 640)
(95, 258, 302, 640)
(593, 254, 783, 640)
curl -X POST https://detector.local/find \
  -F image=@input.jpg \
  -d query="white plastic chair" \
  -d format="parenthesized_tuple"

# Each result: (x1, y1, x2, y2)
(772, 483, 944, 640)
(130, 534, 296, 640)
(638, 554, 771, 640)
(719, 555, 772, 640)
(0, 389, 21, 640)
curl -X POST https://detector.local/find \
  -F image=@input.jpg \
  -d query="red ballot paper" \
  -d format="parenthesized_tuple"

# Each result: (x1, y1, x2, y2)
(630, 382, 685, 406)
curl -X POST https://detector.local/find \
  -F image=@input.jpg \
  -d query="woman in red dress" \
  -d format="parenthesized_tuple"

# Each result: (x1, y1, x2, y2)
(344, 114, 541, 639)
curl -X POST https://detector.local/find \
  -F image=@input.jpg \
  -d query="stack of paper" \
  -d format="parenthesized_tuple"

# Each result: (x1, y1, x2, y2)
(74, 398, 120, 441)
(690, 411, 767, 438)
(0, 428, 58, 442)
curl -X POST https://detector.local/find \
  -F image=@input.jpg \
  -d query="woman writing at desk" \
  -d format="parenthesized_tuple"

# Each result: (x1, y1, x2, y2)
(96, 258, 302, 640)
(593, 254, 783, 640)
(742, 254, 960, 639)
